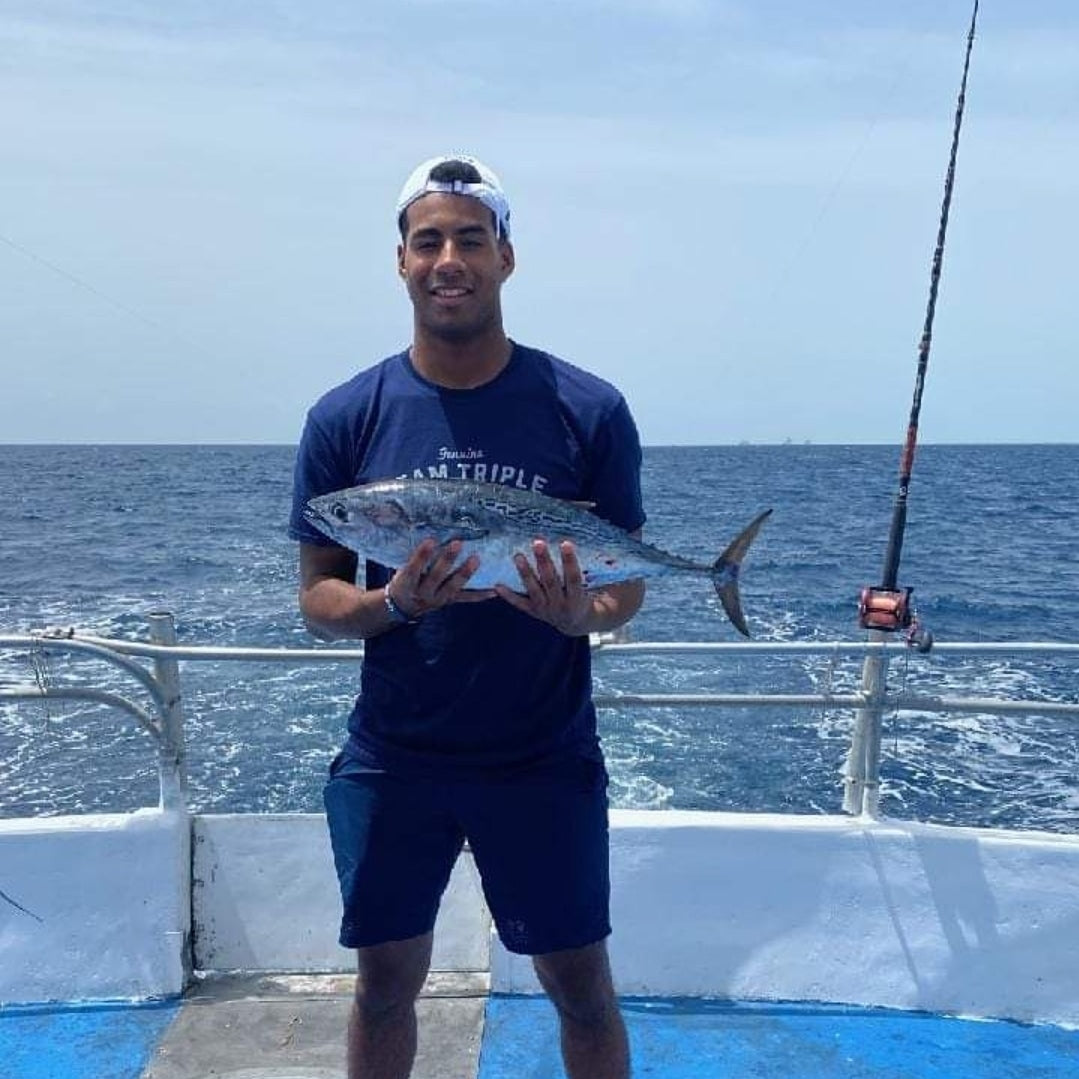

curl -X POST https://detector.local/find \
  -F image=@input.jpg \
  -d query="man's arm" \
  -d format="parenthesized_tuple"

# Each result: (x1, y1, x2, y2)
(583, 577, 646, 634)
(298, 539, 493, 641)
(574, 577, 646, 636)
(299, 544, 385, 641)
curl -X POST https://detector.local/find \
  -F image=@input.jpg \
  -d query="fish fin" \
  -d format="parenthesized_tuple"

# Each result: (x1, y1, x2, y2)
(711, 509, 772, 638)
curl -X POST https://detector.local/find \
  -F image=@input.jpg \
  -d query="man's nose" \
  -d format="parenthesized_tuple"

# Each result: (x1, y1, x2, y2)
(434, 240, 465, 270)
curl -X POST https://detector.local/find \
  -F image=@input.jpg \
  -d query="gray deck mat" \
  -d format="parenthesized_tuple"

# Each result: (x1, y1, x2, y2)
(141, 973, 488, 1079)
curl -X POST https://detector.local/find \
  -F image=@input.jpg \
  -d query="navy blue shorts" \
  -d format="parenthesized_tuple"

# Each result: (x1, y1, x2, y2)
(323, 753, 611, 955)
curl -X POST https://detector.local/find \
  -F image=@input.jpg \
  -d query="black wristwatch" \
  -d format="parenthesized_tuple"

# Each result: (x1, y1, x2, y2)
(383, 586, 420, 625)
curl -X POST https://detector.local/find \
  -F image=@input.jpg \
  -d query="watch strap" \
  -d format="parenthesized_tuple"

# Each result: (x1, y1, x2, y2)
(384, 586, 420, 625)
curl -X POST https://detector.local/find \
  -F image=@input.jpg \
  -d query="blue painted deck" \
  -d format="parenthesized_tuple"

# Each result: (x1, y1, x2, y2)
(0, 1000, 179, 1079)
(479, 997, 1079, 1079)
(3, 994, 1078, 1078)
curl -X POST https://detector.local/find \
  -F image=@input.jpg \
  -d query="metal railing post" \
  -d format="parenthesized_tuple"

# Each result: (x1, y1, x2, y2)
(843, 632, 890, 817)
(147, 611, 187, 812)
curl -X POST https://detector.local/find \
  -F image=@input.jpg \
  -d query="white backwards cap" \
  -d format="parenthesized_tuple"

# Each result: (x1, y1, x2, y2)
(396, 154, 511, 239)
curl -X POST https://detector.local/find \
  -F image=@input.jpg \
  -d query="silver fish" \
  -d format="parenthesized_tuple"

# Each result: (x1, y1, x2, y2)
(305, 479, 771, 636)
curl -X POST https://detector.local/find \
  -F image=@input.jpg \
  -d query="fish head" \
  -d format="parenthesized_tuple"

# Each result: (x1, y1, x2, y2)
(304, 480, 490, 565)
(304, 484, 420, 563)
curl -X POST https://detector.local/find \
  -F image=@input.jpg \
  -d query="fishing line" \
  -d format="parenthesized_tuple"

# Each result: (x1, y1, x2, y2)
(859, 0, 980, 639)
(0, 886, 44, 923)
(28, 640, 55, 731)
(0, 228, 208, 354)
(756, 46, 917, 315)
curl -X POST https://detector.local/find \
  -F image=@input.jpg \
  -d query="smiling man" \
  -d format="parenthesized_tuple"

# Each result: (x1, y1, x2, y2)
(397, 167, 514, 360)
(289, 155, 645, 1079)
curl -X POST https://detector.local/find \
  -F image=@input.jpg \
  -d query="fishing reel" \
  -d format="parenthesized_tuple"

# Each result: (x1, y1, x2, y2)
(858, 586, 934, 653)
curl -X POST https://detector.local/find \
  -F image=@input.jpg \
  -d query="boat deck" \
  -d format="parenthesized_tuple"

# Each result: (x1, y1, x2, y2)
(3, 975, 1076, 1079)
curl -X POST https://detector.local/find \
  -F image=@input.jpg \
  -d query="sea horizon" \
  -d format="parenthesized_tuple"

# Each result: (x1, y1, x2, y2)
(3, 439, 1077, 450)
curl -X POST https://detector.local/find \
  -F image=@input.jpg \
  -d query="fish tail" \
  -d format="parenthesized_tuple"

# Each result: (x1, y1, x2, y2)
(710, 509, 772, 637)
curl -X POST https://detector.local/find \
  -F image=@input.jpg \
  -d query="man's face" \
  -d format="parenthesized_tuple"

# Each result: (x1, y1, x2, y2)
(397, 193, 514, 343)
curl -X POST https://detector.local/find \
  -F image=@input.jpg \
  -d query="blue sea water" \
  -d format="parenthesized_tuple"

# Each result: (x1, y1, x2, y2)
(0, 443, 1076, 831)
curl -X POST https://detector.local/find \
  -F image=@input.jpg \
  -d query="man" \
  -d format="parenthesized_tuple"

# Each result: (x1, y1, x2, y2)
(289, 154, 645, 1079)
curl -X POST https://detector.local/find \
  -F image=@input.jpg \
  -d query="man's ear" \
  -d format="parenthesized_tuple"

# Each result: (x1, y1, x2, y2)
(397, 243, 406, 278)
(500, 240, 515, 280)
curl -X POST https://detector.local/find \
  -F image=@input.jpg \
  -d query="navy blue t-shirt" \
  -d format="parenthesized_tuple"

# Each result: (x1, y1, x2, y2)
(289, 342, 646, 777)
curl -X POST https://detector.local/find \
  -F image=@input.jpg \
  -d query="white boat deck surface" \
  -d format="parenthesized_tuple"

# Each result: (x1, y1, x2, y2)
(3, 974, 1077, 1079)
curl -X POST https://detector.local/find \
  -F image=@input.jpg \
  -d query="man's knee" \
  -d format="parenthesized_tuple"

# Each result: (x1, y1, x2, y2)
(353, 934, 432, 1018)
(549, 989, 621, 1030)
(533, 941, 619, 1027)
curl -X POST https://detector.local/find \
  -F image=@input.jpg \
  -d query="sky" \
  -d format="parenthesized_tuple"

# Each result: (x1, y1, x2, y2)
(1, 1, 1077, 446)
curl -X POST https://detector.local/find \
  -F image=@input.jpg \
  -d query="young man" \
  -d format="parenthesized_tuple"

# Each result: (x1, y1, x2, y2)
(289, 154, 645, 1079)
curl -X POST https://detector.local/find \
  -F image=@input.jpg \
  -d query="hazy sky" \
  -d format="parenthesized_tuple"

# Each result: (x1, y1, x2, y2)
(2, 1, 1076, 445)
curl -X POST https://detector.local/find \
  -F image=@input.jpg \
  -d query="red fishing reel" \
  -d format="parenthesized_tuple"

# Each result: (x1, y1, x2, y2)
(859, 587, 911, 631)
(858, 586, 933, 652)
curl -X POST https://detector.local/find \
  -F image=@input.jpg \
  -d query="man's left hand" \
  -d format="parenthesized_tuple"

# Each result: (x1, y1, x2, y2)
(494, 539, 593, 636)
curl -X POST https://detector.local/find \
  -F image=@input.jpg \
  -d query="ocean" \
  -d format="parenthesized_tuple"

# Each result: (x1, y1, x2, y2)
(1, 443, 1076, 832)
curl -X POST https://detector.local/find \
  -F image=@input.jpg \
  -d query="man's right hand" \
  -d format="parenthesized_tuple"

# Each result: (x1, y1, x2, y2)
(299, 538, 496, 641)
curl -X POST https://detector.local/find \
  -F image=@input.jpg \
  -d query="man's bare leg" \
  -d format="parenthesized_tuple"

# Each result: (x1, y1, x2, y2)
(533, 940, 630, 1079)
(347, 933, 433, 1079)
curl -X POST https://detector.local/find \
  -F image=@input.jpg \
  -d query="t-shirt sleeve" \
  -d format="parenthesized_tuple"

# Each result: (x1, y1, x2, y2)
(589, 395, 647, 534)
(288, 410, 351, 545)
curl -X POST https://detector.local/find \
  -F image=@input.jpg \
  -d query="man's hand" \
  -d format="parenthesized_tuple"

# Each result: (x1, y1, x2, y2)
(299, 538, 494, 641)
(494, 539, 596, 636)
(387, 539, 495, 618)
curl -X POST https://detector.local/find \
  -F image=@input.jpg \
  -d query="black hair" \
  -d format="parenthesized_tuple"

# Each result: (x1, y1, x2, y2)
(397, 159, 506, 240)
(428, 160, 484, 185)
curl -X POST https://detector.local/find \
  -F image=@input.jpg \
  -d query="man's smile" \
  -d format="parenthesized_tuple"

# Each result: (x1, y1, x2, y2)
(430, 285, 472, 304)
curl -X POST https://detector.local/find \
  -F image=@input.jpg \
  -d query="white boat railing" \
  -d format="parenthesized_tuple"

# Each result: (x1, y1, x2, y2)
(2, 613, 1078, 817)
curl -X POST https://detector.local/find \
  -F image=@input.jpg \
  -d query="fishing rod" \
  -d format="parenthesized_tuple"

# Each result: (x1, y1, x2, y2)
(858, 0, 980, 648)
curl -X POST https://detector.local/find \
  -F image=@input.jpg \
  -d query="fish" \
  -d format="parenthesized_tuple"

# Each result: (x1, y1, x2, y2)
(304, 479, 771, 637)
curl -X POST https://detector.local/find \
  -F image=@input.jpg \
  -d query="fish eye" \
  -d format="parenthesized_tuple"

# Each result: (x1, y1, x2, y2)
(330, 501, 349, 522)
